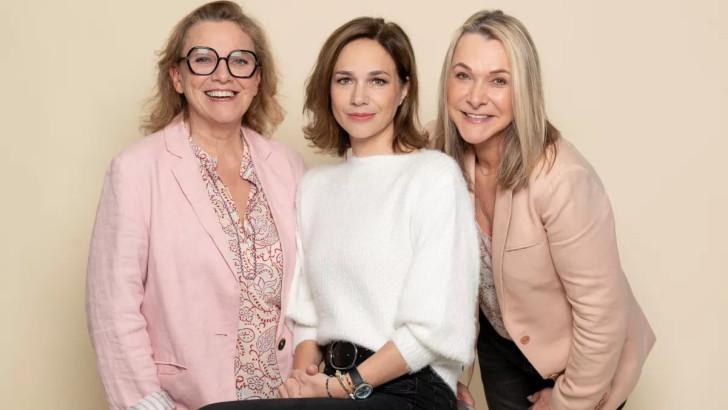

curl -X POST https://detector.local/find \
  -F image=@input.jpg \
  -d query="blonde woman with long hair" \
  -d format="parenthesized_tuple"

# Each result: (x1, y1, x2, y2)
(434, 10, 655, 410)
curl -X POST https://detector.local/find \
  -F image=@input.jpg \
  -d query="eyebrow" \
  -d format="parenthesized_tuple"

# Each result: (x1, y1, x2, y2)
(333, 70, 392, 77)
(452, 62, 511, 75)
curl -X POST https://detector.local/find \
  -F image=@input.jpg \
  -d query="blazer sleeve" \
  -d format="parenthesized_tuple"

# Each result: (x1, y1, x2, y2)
(391, 160, 480, 372)
(536, 163, 631, 410)
(285, 182, 319, 348)
(86, 155, 167, 409)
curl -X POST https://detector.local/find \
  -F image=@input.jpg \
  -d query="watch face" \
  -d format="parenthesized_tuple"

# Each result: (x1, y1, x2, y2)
(354, 383, 373, 399)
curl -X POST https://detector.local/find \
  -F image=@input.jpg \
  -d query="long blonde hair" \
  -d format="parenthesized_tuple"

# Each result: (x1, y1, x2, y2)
(434, 10, 559, 190)
(141, 1, 283, 136)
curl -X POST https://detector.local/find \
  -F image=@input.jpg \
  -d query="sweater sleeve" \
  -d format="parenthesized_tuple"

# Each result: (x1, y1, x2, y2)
(391, 160, 480, 372)
(285, 184, 319, 348)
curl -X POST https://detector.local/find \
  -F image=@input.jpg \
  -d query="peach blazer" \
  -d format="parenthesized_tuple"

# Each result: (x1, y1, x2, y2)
(467, 138, 655, 410)
(86, 115, 305, 410)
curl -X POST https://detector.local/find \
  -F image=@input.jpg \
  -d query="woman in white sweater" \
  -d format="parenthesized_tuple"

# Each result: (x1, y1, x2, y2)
(201, 17, 479, 410)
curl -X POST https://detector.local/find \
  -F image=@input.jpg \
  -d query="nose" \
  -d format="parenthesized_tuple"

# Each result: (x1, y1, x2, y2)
(210, 58, 232, 82)
(466, 80, 489, 108)
(350, 81, 368, 106)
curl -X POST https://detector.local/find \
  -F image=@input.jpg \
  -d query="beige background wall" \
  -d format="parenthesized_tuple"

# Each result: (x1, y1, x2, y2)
(1, 0, 726, 409)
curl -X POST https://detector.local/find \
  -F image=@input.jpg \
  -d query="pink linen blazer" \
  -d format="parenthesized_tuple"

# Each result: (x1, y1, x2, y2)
(467, 138, 655, 410)
(86, 115, 305, 410)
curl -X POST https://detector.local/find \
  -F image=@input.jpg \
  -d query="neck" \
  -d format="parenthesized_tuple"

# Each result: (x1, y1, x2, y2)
(473, 133, 504, 174)
(187, 113, 243, 159)
(350, 124, 396, 157)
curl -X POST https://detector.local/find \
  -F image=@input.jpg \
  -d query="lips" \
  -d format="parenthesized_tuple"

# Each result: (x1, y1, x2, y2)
(462, 111, 493, 123)
(205, 90, 238, 99)
(347, 112, 375, 121)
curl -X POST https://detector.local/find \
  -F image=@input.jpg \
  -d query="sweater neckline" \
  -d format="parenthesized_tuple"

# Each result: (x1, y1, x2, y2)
(347, 149, 425, 165)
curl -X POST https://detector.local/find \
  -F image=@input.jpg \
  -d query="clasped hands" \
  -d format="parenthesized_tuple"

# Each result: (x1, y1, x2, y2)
(277, 365, 349, 399)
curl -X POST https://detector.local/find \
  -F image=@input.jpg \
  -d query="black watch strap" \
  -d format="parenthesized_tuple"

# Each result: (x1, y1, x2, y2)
(348, 366, 365, 387)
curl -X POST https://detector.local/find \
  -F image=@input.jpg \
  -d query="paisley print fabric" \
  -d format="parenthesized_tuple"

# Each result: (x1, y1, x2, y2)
(478, 232, 511, 340)
(190, 133, 283, 399)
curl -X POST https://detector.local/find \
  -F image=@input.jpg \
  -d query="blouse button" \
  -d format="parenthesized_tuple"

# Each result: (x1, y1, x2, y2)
(277, 338, 286, 351)
(520, 335, 530, 345)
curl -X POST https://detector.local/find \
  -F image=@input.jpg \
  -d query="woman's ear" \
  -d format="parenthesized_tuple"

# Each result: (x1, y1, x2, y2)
(169, 65, 184, 94)
(399, 77, 410, 106)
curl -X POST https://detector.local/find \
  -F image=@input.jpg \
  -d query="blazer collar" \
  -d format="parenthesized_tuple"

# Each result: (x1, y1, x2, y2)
(161, 115, 281, 283)
(165, 117, 237, 281)
(162, 114, 273, 162)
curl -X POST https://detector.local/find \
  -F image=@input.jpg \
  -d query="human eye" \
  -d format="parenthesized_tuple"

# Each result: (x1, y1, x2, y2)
(335, 76, 353, 85)
(454, 71, 471, 80)
(190, 49, 215, 64)
(230, 56, 249, 66)
(229, 51, 253, 66)
(371, 77, 389, 86)
(492, 77, 509, 86)
(194, 55, 214, 64)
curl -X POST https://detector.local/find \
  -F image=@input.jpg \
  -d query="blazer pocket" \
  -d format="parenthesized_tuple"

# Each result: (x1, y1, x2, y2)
(154, 360, 188, 376)
(505, 240, 543, 252)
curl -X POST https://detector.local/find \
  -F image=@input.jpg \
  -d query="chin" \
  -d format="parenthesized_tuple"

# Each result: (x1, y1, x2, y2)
(454, 124, 483, 144)
(348, 133, 373, 141)
(342, 125, 378, 141)
(208, 112, 245, 126)
(456, 124, 502, 146)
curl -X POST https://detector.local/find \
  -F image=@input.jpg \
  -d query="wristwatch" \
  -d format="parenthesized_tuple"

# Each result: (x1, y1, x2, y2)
(347, 367, 373, 399)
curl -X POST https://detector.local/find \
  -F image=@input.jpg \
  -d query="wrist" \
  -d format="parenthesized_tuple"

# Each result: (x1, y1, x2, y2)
(329, 374, 351, 399)
(347, 367, 374, 400)
(334, 372, 354, 399)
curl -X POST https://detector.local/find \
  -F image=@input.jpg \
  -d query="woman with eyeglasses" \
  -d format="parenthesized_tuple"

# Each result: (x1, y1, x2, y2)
(86, 2, 304, 409)
(434, 10, 655, 410)
(200, 16, 479, 410)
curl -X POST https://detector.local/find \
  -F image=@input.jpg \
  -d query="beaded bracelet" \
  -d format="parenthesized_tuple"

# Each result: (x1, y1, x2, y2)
(325, 376, 333, 398)
(335, 372, 355, 399)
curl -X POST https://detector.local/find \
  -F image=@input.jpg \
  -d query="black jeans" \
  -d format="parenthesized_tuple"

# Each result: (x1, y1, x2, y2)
(201, 343, 456, 410)
(477, 311, 625, 410)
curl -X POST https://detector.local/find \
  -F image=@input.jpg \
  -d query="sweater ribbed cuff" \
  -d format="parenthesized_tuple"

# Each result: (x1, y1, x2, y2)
(127, 390, 174, 410)
(392, 326, 438, 373)
(293, 324, 318, 348)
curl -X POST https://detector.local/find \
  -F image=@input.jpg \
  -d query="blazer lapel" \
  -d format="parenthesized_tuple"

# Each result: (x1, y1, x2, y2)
(492, 185, 513, 307)
(465, 145, 514, 308)
(163, 117, 238, 281)
(244, 128, 296, 314)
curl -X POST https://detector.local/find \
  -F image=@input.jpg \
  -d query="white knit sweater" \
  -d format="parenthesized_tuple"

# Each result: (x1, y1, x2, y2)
(285, 149, 480, 392)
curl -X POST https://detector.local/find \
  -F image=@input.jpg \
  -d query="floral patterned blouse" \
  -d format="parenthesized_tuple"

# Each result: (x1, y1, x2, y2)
(190, 133, 283, 399)
(478, 231, 511, 340)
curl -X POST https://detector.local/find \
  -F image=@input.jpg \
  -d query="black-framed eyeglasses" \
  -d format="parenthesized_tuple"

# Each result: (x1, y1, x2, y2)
(178, 46, 259, 79)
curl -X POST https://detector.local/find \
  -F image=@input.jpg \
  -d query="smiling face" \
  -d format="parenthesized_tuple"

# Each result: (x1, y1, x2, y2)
(330, 38, 408, 152)
(446, 33, 513, 147)
(170, 20, 260, 132)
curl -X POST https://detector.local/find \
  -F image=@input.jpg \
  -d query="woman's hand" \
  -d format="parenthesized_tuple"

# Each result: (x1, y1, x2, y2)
(456, 381, 475, 408)
(295, 371, 330, 398)
(528, 387, 553, 410)
(277, 376, 301, 398)
(279, 364, 346, 399)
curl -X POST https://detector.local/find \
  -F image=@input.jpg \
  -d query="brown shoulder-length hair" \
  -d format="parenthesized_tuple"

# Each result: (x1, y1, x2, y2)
(141, 1, 283, 136)
(434, 10, 560, 190)
(303, 17, 426, 156)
